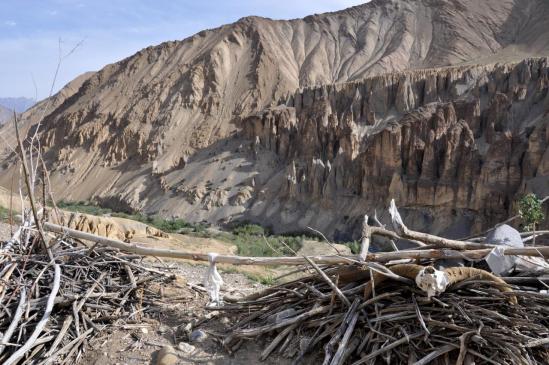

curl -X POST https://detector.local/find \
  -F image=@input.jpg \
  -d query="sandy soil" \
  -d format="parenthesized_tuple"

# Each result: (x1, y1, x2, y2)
(0, 221, 15, 242)
(76, 261, 287, 365)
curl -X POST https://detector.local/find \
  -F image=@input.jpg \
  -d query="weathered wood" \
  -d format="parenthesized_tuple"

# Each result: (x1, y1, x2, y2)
(359, 215, 371, 262)
(37, 221, 549, 268)
(13, 114, 52, 256)
(304, 256, 351, 307)
(388, 199, 495, 250)
(0, 288, 26, 355)
(3, 264, 61, 365)
(329, 302, 360, 365)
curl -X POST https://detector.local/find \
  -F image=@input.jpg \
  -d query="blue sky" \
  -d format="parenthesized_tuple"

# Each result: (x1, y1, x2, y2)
(0, 0, 365, 100)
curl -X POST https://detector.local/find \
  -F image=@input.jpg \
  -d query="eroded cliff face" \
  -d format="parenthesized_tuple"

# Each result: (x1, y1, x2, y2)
(1, 0, 549, 239)
(242, 59, 549, 237)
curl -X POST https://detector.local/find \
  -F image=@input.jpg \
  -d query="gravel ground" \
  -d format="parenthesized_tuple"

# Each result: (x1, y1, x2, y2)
(0, 221, 13, 241)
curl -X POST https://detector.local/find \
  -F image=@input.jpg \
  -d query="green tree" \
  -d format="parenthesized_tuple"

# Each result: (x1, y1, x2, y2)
(518, 193, 545, 244)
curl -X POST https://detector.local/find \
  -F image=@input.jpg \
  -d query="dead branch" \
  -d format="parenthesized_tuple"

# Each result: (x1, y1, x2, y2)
(388, 200, 494, 250)
(3, 265, 60, 365)
(359, 215, 370, 262)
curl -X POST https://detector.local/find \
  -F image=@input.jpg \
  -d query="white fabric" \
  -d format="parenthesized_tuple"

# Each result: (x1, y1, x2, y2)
(203, 253, 224, 306)
(486, 246, 549, 276)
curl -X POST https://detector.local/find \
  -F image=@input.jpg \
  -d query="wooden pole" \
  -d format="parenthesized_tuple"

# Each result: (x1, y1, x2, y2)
(41, 221, 359, 265)
(35, 221, 549, 266)
(359, 215, 371, 262)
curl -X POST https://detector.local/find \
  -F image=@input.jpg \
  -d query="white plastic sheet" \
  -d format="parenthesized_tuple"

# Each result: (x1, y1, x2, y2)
(486, 246, 549, 276)
(484, 224, 549, 276)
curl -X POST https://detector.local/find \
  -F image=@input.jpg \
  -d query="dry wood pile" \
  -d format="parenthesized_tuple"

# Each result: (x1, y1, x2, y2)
(0, 230, 175, 364)
(219, 261, 549, 364)
(216, 205, 549, 364)
(0, 111, 185, 364)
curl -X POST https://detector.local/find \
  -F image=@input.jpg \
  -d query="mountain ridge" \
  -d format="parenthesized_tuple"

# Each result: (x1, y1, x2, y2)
(0, 105, 11, 125)
(0, 97, 35, 114)
(1, 0, 549, 238)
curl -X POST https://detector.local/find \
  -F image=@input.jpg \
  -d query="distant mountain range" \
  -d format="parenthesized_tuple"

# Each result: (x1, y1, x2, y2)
(0, 97, 35, 114)
(0, 104, 11, 125)
(0, 97, 35, 125)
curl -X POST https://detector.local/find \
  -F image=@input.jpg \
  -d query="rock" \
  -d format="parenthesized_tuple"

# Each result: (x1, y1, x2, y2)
(175, 322, 193, 338)
(177, 342, 196, 353)
(240, 58, 549, 237)
(231, 186, 254, 206)
(485, 224, 524, 248)
(203, 311, 219, 319)
(190, 329, 208, 343)
(154, 346, 178, 365)
(203, 189, 229, 210)
(158, 325, 170, 335)
(395, 75, 416, 113)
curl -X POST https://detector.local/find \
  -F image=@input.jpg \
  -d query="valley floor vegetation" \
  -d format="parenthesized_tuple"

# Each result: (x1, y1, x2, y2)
(56, 200, 313, 257)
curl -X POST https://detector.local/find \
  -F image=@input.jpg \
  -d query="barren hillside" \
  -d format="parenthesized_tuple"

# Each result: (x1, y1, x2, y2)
(0, 105, 11, 125)
(1, 0, 549, 239)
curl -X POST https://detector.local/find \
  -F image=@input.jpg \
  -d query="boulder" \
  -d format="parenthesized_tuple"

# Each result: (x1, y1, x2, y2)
(485, 224, 523, 248)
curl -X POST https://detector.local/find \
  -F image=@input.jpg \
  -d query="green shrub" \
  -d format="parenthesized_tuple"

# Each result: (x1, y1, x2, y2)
(518, 193, 545, 231)
(57, 201, 112, 216)
(229, 229, 303, 257)
(56, 201, 301, 256)
(111, 212, 207, 234)
(232, 223, 266, 236)
(344, 240, 361, 254)
(57, 200, 207, 234)
(0, 205, 9, 221)
(518, 193, 545, 244)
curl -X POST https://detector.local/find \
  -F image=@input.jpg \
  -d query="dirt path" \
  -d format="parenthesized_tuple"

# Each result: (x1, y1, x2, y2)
(77, 260, 288, 365)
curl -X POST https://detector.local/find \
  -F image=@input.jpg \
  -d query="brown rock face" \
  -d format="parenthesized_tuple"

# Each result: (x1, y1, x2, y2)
(1, 0, 549, 239)
(243, 59, 549, 237)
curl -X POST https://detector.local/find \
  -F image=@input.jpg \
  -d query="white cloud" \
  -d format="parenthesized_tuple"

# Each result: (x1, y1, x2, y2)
(4, 20, 16, 26)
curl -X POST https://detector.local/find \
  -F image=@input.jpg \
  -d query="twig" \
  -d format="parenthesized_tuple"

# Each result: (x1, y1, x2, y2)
(412, 344, 455, 365)
(306, 226, 342, 255)
(0, 288, 26, 355)
(303, 256, 351, 307)
(330, 301, 360, 365)
(13, 113, 52, 258)
(388, 200, 494, 250)
(3, 264, 61, 365)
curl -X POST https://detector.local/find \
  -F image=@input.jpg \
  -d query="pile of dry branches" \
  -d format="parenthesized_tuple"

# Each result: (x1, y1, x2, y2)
(215, 204, 549, 364)
(0, 232, 174, 364)
(219, 263, 549, 365)
(0, 112, 183, 364)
